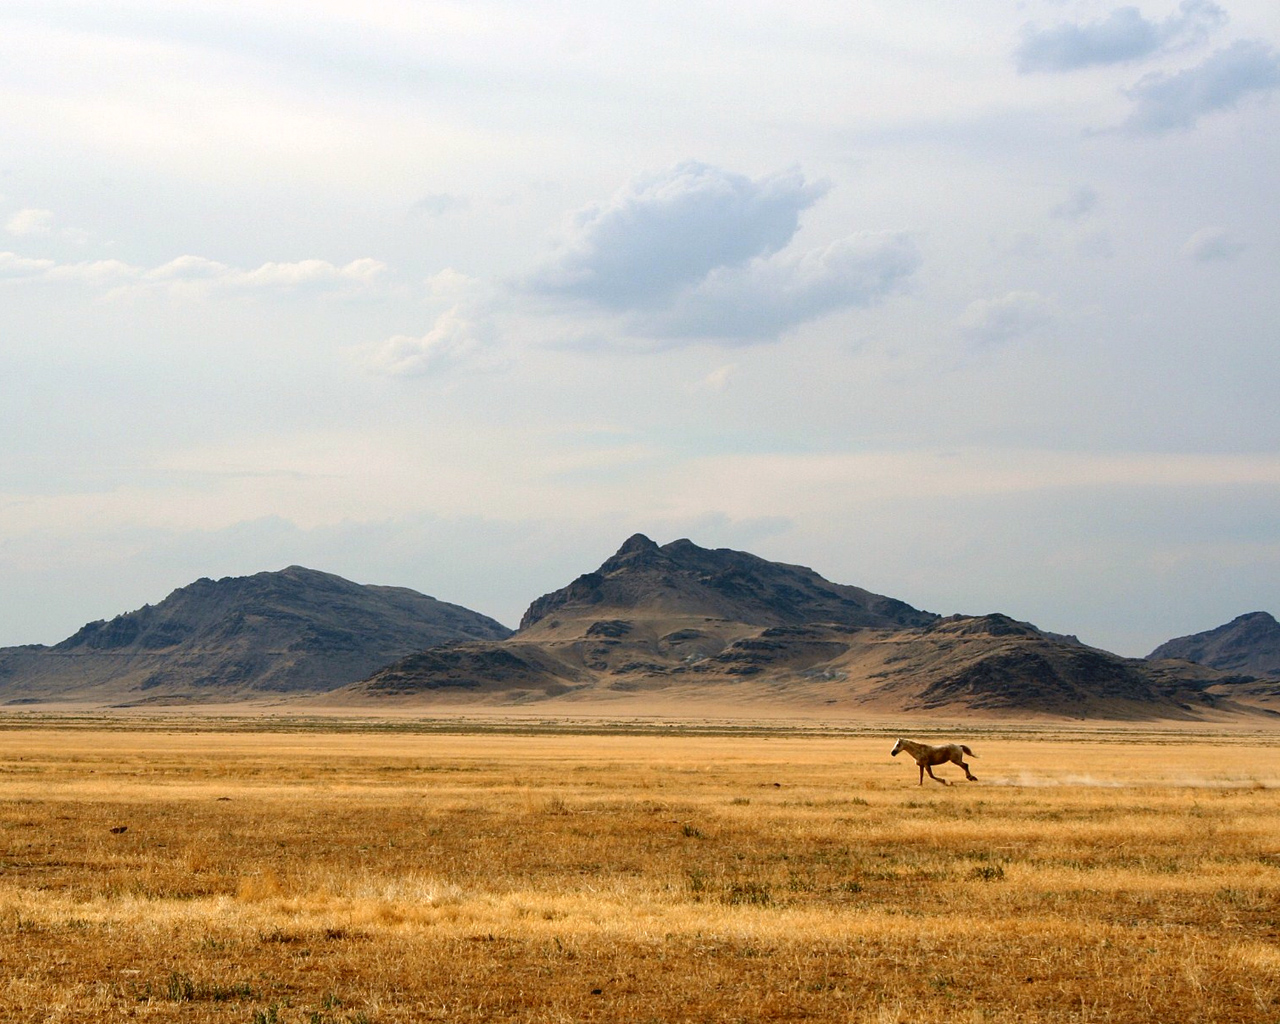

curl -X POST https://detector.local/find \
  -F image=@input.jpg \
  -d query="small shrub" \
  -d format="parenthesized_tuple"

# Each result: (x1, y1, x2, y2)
(166, 971, 195, 1002)
(723, 881, 772, 906)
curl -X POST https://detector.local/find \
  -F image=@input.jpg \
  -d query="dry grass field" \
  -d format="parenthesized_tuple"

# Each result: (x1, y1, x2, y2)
(2, 717, 1280, 1022)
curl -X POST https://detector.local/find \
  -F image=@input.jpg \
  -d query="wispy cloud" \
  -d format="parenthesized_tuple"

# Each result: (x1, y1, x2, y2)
(1051, 186, 1100, 221)
(1015, 1, 1227, 73)
(640, 232, 919, 343)
(413, 193, 469, 217)
(1181, 226, 1246, 261)
(957, 291, 1056, 348)
(1119, 39, 1280, 134)
(0, 250, 387, 296)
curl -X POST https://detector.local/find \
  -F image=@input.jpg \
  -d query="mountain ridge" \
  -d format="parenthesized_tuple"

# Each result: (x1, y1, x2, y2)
(0, 565, 512, 702)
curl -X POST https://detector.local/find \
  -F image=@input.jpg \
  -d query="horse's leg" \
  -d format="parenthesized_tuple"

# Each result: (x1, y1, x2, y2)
(925, 764, 948, 786)
(953, 753, 978, 782)
(917, 762, 924, 785)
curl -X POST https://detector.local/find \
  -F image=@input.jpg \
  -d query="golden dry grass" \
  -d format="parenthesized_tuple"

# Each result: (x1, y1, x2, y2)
(2, 720, 1280, 1022)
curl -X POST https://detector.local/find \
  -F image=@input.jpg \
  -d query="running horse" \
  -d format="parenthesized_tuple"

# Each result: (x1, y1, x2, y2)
(890, 737, 978, 785)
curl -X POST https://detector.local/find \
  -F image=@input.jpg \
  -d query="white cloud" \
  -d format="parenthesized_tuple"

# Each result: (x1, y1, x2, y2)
(361, 306, 503, 378)
(957, 291, 1056, 347)
(425, 267, 482, 300)
(528, 161, 828, 309)
(1120, 39, 1280, 134)
(45, 259, 139, 286)
(0, 250, 386, 295)
(1181, 227, 1246, 261)
(146, 255, 234, 282)
(1016, 1, 1227, 73)
(5, 208, 55, 236)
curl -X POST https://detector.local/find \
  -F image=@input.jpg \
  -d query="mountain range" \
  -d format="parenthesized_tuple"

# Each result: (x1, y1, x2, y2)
(1, 536, 1275, 719)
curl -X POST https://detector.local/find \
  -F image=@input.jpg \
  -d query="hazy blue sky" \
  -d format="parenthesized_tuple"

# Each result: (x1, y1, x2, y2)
(3, 0, 1278, 655)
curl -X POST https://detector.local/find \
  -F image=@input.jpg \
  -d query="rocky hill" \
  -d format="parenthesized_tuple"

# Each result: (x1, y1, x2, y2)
(1148, 612, 1280, 678)
(519, 533, 937, 632)
(0, 566, 512, 703)
(344, 536, 1254, 719)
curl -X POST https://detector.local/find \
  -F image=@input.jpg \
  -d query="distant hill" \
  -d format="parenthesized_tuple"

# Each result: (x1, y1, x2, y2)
(1148, 612, 1280, 678)
(342, 536, 1252, 720)
(0, 566, 512, 703)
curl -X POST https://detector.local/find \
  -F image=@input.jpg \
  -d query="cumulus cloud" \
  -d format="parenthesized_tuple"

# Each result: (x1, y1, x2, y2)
(1120, 39, 1280, 133)
(527, 161, 918, 345)
(1016, 1, 1227, 73)
(361, 307, 502, 378)
(957, 291, 1056, 347)
(6, 208, 55, 237)
(528, 161, 829, 309)
(1181, 227, 1246, 261)
(360, 270, 505, 379)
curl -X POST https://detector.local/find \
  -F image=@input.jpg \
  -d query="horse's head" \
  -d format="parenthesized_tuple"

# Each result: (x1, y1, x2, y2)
(890, 738, 902, 757)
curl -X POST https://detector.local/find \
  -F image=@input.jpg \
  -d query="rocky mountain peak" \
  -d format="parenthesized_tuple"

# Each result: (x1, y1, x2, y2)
(518, 535, 937, 632)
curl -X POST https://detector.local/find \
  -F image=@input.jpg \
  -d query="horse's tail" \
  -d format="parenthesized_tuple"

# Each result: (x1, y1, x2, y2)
(961, 745, 977, 757)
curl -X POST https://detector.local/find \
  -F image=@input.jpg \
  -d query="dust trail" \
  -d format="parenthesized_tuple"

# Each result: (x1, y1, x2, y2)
(985, 773, 1274, 789)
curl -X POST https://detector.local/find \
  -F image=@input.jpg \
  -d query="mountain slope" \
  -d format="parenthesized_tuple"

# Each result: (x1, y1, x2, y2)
(0, 566, 512, 702)
(1148, 612, 1280, 678)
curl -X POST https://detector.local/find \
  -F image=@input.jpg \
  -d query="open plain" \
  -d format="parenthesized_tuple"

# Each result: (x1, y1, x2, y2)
(3, 716, 1280, 1023)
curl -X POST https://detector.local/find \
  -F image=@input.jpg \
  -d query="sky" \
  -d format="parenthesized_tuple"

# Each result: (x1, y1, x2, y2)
(2, 0, 1279, 656)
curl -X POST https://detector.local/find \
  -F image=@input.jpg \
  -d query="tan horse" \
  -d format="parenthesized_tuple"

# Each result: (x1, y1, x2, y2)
(890, 737, 978, 785)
